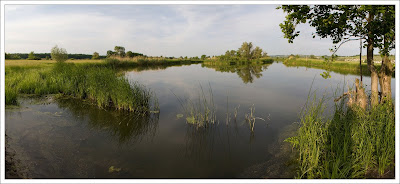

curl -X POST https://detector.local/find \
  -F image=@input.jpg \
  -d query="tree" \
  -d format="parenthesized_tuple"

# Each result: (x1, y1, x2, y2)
(5, 53, 21, 60)
(237, 42, 253, 60)
(262, 51, 268, 58)
(51, 45, 68, 62)
(114, 46, 125, 57)
(201, 55, 207, 60)
(278, 5, 395, 106)
(126, 51, 134, 58)
(236, 42, 265, 60)
(106, 50, 115, 57)
(92, 52, 100, 60)
(251, 46, 263, 59)
(27, 51, 41, 60)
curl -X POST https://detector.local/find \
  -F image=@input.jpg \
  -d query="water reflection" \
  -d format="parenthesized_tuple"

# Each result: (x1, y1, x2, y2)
(184, 124, 219, 161)
(8, 61, 393, 178)
(56, 98, 159, 144)
(201, 60, 274, 84)
(125, 61, 203, 73)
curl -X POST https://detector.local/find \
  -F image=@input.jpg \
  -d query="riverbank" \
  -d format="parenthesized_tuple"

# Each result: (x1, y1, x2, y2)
(278, 58, 395, 77)
(5, 57, 206, 108)
(5, 134, 27, 179)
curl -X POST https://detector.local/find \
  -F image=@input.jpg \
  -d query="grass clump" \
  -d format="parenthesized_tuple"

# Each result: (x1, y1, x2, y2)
(285, 90, 395, 178)
(5, 63, 158, 114)
(174, 84, 217, 128)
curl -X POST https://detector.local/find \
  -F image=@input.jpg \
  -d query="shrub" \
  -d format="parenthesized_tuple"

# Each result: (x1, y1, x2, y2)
(27, 51, 41, 60)
(92, 52, 100, 60)
(51, 45, 68, 62)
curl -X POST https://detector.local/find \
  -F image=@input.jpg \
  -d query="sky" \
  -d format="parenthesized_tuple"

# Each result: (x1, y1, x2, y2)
(4, 4, 391, 57)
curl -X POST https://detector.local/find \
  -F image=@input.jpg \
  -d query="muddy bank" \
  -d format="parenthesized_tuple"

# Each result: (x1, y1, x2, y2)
(5, 134, 25, 178)
(238, 123, 299, 178)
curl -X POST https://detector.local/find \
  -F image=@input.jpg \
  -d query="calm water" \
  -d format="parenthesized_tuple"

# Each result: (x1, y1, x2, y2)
(5, 62, 395, 178)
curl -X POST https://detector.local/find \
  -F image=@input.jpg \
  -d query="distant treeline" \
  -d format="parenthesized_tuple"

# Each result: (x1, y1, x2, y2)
(5, 53, 107, 60)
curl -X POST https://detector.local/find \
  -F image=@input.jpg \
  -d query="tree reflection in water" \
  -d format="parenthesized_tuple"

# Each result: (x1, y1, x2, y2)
(202, 60, 274, 84)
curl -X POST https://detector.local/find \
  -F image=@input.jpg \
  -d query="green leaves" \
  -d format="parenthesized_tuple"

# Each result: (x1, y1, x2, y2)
(320, 71, 331, 79)
(51, 45, 68, 63)
(278, 5, 395, 57)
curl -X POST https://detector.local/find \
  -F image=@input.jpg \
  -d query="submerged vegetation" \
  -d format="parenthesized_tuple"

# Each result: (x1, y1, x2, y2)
(285, 88, 395, 179)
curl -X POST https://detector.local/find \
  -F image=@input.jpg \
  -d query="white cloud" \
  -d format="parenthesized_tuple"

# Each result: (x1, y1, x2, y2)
(5, 5, 390, 57)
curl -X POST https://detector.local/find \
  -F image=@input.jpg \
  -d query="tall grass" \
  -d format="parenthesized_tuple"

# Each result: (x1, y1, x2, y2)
(105, 56, 203, 68)
(174, 84, 217, 128)
(285, 89, 395, 178)
(5, 63, 158, 114)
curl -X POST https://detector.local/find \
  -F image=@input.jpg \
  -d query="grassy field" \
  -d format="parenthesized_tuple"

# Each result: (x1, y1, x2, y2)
(5, 59, 104, 67)
(280, 58, 395, 77)
(335, 55, 395, 62)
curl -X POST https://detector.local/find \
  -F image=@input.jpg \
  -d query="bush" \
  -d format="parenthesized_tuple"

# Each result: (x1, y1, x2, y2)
(27, 51, 41, 60)
(51, 45, 68, 62)
(92, 52, 100, 60)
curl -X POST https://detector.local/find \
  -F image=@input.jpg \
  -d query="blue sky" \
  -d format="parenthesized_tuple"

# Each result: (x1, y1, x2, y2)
(5, 4, 377, 57)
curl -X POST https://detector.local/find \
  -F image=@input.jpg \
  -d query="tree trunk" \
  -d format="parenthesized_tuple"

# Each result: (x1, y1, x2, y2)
(355, 79, 367, 110)
(370, 68, 379, 106)
(378, 55, 392, 102)
(367, 10, 379, 107)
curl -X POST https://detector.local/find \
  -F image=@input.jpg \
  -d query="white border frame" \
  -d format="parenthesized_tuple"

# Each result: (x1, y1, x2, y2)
(1, 1, 399, 184)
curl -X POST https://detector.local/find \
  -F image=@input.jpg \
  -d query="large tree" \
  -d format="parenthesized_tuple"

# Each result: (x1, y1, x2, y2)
(237, 42, 253, 60)
(114, 46, 126, 57)
(278, 5, 395, 106)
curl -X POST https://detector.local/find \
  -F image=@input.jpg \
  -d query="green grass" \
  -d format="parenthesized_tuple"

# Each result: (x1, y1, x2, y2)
(174, 84, 217, 128)
(104, 56, 203, 68)
(5, 63, 158, 114)
(281, 58, 395, 77)
(285, 89, 395, 178)
(282, 58, 373, 76)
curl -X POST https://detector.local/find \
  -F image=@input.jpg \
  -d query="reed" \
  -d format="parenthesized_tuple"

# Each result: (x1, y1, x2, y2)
(173, 84, 217, 128)
(5, 63, 158, 114)
(285, 88, 395, 178)
(245, 104, 265, 133)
